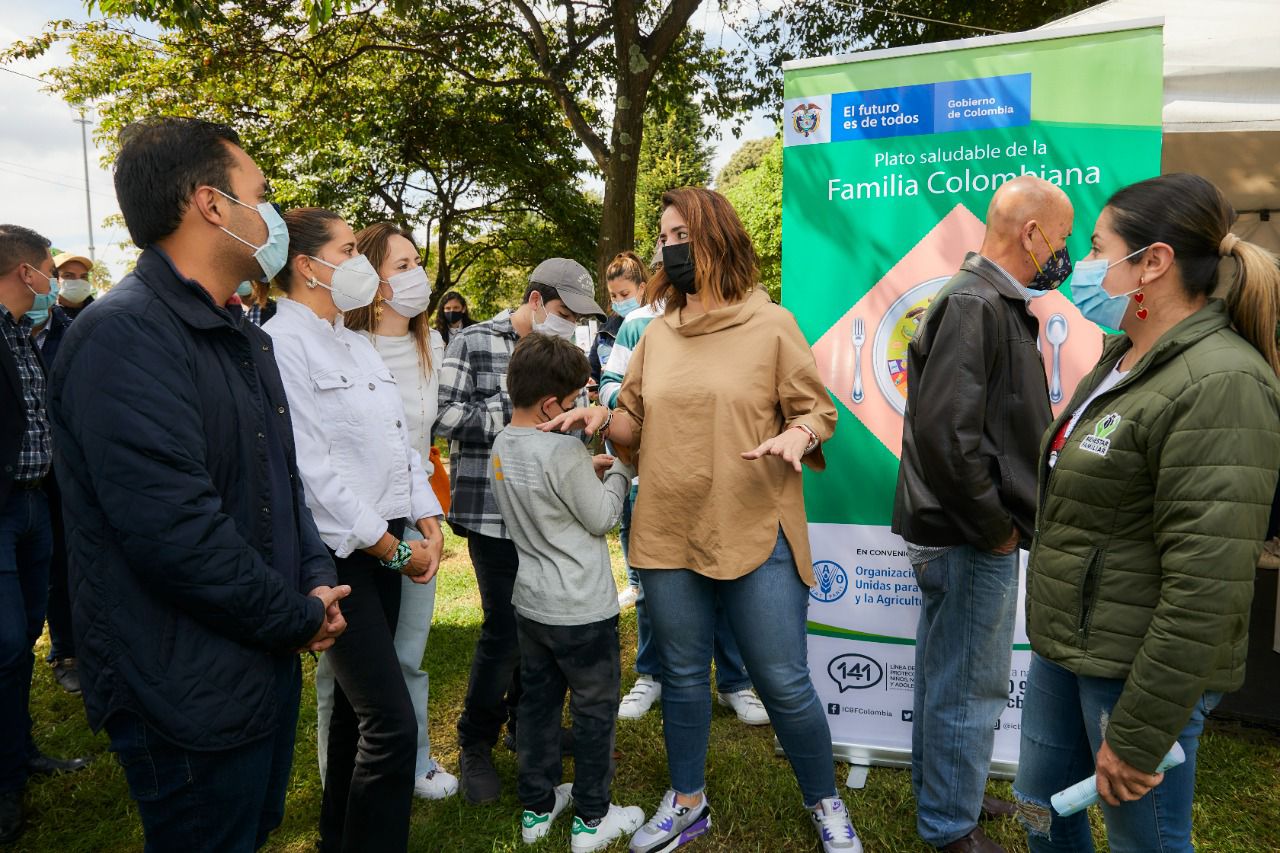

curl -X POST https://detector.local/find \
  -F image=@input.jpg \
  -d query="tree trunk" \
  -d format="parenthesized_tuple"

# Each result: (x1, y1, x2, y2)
(594, 81, 647, 304)
(436, 215, 452, 295)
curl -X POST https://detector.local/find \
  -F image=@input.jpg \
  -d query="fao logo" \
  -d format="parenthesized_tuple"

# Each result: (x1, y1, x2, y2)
(810, 560, 849, 603)
(828, 653, 884, 691)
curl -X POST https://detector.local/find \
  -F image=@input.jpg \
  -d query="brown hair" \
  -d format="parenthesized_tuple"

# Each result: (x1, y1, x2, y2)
(507, 333, 590, 408)
(647, 187, 758, 313)
(273, 207, 342, 294)
(606, 251, 649, 286)
(1107, 174, 1280, 374)
(346, 222, 433, 370)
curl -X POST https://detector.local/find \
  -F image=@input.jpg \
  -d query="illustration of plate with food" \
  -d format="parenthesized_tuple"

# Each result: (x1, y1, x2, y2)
(873, 276, 950, 415)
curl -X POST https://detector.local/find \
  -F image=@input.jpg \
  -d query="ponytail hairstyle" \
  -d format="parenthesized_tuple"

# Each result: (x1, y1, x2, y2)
(1106, 173, 1280, 374)
(273, 207, 343, 294)
(647, 187, 758, 313)
(605, 250, 650, 300)
(347, 222, 433, 371)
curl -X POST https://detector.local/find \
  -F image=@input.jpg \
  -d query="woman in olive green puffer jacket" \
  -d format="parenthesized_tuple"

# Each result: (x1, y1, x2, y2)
(1014, 174, 1280, 853)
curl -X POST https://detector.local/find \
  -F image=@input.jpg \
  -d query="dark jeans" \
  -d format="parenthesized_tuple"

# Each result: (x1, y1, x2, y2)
(104, 659, 302, 852)
(320, 530, 416, 853)
(0, 487, 52, 793)
(44, 489, 74, 661)
(457, 531, 522, 750)
(516, 615, 620, 821)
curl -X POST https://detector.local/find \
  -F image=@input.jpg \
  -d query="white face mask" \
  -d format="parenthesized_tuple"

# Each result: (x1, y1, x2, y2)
(533, 298, 577, 340)
(60, 279, 93, 305)
(307, 253, 380, 312)
(383, 266, 432, 318)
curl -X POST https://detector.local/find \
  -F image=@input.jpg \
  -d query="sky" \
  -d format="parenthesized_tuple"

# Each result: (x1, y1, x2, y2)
(0, 1, 776, 283)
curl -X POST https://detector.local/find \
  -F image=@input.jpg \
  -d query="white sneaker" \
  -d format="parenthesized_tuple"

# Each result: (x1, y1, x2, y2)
(571, 803, 645, 852)
(618, 676, 662, 720)
(617, 585, 640, 610)
(413, 761, 459, 800)
(521, 782, 573, 843)
(628, 790, 712, 853)
(810, 797, 862, 852)
(717, 689, 770, 726)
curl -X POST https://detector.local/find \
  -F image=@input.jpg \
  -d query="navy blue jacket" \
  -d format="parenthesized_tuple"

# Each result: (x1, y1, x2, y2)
(47, 247, 336, 750)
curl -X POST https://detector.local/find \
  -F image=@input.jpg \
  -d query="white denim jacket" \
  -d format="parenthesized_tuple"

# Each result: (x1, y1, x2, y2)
(264, 298, 440, 557)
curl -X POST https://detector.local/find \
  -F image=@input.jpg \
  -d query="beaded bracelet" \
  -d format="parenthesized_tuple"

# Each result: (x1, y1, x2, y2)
(380, 540, 412, 573)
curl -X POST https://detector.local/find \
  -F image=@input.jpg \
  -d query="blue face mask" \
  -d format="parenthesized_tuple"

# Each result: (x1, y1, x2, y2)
(1069, 245, 1149, 330)
(214, 188, 290, 281)
(612, 297, 640, 317)
(25, 307, 48, 327)
(24, 263, 59, 313)
(236, 281, 254, 298)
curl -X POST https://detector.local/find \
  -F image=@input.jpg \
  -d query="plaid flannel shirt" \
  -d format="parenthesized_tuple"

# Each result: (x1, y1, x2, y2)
(435, 309, 588, 539)
(0, 305, 52, 482)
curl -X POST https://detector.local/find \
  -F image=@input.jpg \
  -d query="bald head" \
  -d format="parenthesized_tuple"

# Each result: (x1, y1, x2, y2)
(980, 176, 1074, 286)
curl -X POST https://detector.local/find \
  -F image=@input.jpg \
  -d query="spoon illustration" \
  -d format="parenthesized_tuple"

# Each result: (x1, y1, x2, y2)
(1046, 313, 1069, 404)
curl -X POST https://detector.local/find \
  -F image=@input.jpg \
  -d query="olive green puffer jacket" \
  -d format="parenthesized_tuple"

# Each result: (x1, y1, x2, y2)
(1026, 300, 1280, 772)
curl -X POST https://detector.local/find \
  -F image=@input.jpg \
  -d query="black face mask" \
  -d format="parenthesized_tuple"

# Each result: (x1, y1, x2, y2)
(442, 310, 465, 325)
(662, 242, 697, 295)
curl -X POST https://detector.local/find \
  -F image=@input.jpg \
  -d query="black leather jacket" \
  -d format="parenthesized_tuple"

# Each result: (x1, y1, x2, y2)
(892, 252, 1052, 551)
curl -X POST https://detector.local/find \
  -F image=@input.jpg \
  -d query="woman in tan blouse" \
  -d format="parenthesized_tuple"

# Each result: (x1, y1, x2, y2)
(544, 188, 860, 853)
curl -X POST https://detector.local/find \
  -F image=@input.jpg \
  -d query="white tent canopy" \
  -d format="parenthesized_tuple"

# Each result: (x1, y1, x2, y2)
(1042, 0, 1280, 250)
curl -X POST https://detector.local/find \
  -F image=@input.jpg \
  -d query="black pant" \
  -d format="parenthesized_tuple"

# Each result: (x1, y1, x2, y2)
(44, 489, 74, 661)
(516, 615, 620, 821)
(319, 526, 416, 853)
(456, 531, 521, 751)
(106, 660, 300, 852)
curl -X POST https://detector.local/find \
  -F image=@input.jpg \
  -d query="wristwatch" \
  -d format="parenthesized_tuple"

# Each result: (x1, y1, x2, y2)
(792, 423, 819, 455)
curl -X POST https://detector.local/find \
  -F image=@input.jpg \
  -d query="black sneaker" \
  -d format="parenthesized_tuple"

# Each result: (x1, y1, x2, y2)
(0, 790, 23, 844)
(458, 747, 500, 805)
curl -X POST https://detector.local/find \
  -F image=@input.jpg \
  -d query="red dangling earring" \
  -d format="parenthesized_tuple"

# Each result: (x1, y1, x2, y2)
(1134, 281, 1148, 320)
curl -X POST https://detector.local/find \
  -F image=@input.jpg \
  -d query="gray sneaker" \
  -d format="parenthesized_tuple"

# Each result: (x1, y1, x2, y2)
(628, 790, 711, 853)
(458, 747, 500, 804)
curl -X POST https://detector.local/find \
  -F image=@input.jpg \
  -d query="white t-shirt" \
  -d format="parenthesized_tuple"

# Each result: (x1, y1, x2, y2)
(1049, 365, 1127, 468)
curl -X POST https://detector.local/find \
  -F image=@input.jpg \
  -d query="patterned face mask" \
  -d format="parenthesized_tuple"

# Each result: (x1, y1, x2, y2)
(1028, 224, 1073, 291)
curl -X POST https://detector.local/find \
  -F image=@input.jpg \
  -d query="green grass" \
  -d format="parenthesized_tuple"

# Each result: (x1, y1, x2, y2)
(15, 529, 1280, 852)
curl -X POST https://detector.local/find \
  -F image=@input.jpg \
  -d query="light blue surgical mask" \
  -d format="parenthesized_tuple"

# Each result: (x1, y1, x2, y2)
(236, 281, 254, 298)
(1069, 245, 1150, 330)
(612, 297, 640, 317)
(25, 307, 48, 327)
(24, 263, 59, 313)
(214, 188, 290, 281)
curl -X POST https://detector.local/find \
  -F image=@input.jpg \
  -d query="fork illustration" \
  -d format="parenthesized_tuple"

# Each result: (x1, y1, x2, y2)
(852, 317, 866, 404)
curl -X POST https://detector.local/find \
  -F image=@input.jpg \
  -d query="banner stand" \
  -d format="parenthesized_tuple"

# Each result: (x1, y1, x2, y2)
(780, 20, 1166, 775)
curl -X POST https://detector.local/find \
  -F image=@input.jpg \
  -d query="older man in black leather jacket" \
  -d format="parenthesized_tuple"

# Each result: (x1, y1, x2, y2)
(893, 176, 1073, 853)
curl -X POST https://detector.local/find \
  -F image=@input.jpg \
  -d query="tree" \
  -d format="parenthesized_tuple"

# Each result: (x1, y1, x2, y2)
(7, 8, 593, 302)
(714, 137, 775, 193)
(45, 0, 1089, 299)
(720, 136, 781, 300)
(633, 98, 712, 258)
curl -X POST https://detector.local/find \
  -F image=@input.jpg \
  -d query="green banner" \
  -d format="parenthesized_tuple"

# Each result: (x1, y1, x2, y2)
(783, 23, 1164, 763)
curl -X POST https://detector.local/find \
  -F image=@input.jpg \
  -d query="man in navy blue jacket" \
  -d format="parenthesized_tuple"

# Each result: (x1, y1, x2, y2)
(47, 117, 350, 852)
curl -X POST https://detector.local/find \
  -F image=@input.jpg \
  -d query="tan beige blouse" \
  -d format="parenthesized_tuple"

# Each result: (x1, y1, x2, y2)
(617, 288, 837, 584)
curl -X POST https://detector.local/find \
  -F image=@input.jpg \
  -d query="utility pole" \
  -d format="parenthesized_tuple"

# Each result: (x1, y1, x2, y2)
(74, 113, 95, 263)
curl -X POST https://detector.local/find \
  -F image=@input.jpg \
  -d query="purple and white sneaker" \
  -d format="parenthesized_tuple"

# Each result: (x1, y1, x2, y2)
(810, 797, 862, 852)
(628, 790, 711, 853)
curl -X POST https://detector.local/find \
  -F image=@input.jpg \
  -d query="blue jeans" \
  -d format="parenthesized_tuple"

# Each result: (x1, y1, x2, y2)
(622, 486, 750, 693)
(318, 528, 438, 779)
(911, 544, 1018, 847)
(1014, 653, 1220, 853)
(638, 530, 835, 806)
(0, 487, 52, 793)
(105, 659, 302, 852)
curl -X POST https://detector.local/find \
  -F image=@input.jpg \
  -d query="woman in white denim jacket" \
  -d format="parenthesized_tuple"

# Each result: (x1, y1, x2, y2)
(264, 207, 443, 853)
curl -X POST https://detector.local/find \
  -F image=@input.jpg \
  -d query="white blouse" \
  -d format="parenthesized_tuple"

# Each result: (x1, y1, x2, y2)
(264, 298, 441, 558)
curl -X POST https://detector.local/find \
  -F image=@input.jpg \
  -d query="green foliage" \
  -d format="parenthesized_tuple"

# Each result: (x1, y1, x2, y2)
(633, 99, 713, 258)
(721, 137, 782, 300)
(715, 137, 775, 194)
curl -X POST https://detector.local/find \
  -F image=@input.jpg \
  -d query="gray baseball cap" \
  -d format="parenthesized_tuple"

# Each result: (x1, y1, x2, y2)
(529, 258, 606, 319)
